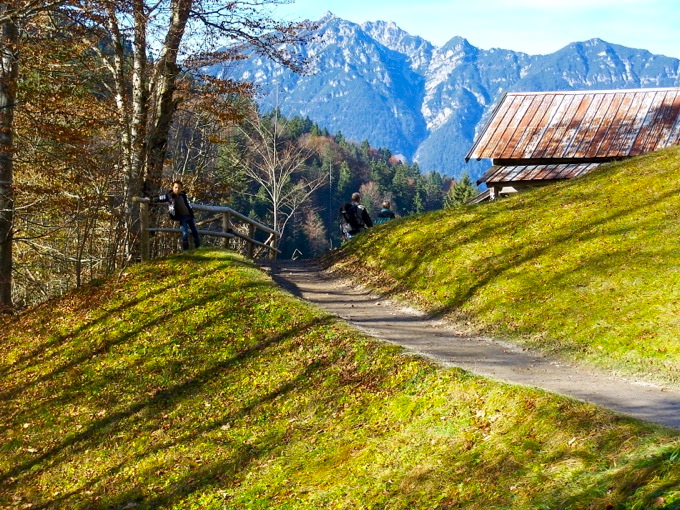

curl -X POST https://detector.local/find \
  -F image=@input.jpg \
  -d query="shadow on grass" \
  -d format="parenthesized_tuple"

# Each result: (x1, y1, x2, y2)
(1, 312, 335, 496)
(351, 183, 679, 325)
(0, 254, 246, 380)
(31, 329, 337, 510)
(95, 355, 334, 510)
(0, 273, 272, 404)
(540, 444, 680, 509)
(0, 249, 261, 381)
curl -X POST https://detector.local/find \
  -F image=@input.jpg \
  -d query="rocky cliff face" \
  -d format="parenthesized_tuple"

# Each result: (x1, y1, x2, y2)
(206, 13, 680, 180)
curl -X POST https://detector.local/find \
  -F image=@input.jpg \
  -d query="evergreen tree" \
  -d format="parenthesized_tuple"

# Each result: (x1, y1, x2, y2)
(391, 164, 411, 215)
(424, 171, 446, 211)
(445, 173, 478, 208)
(286, 116, 306, 138)
(360, 139, 371, 159)
(412, 176, 426, 214)
(370, 160, 393, 190)
(302, 116, 314, 133)
(337, 161, 352, 200)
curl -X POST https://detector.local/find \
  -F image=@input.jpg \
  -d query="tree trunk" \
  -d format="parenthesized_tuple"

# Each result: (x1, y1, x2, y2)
(0, 12, 18, 311)
(145, 0, 191, 191)
(104, 3, 141, 262)
(125, 0, 149, 261)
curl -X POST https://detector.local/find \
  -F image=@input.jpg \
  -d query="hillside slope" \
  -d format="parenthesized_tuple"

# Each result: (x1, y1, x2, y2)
(331, 146, 680, 389)
(1, 250, 678, 509)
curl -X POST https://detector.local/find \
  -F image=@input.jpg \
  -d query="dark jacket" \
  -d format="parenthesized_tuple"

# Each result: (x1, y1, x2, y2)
(375, 208, 395, 225)
(152, 190, 194, 221)
(358, 203, 373, 229)
(339, 202, 373, 236)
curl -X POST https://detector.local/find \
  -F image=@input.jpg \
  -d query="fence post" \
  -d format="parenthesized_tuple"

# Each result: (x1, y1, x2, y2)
(247, 222, 255, 258)
(269, 233, 278, 260)
(136, 198, 150, 261)
(222, 211, 231, 249)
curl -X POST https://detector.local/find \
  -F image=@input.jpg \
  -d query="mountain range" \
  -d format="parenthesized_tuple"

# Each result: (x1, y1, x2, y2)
(206, 13, 680, 181)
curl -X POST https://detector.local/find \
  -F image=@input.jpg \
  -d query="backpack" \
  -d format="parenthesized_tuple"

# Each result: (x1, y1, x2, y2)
(339, 202, 364, 236)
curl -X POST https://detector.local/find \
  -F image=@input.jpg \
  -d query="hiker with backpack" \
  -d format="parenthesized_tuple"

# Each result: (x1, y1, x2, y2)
(339, 192, 373, 240)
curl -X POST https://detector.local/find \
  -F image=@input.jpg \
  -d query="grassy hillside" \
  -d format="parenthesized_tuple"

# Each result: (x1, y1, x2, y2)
(331, 146, 680, 388)
(1, 250, 678, 509)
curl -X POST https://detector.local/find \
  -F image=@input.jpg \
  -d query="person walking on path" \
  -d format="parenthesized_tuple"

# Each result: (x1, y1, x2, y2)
(152, 180, 201, 251)
(339, 192, 373, 240)
(374, 201, 396, 225)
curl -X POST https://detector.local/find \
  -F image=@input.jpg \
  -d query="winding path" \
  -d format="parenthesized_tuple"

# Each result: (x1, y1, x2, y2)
(262, 259, 680, 430)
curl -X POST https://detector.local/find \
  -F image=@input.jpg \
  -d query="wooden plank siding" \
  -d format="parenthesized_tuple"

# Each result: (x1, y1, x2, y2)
(562, 93, 607, 159)
(618, 92, 653, 154)
(542, 93, 584, 159)
(507, 93, 550, 159)
(513, 94, 562, 158)
(485, 94, 525, 157)
(553, 94, 593, 159)
(647, 92, 680, 151)
(479, 163, 602, 184)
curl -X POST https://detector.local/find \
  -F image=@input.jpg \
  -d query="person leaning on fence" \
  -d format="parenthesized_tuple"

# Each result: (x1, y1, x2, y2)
(374, 200, 396, 225)
(339, 192, 373, 240)
(151, 180, 201, 251)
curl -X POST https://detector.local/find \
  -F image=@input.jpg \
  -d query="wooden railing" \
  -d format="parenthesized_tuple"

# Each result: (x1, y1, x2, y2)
(132, 197, 280, 261)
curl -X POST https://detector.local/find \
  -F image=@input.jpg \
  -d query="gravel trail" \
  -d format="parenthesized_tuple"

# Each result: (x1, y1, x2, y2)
(261, 259, 680, 430)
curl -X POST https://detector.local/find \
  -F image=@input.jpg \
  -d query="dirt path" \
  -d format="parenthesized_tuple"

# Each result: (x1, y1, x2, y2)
(261, 259, 680, 430)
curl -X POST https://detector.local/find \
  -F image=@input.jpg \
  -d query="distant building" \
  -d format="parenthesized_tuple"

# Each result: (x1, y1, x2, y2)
(466, 87, 680, 200)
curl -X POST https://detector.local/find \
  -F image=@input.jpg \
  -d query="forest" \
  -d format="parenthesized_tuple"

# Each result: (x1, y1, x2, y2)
(0, 0, 475, 311)
(220, 109, 459, 258)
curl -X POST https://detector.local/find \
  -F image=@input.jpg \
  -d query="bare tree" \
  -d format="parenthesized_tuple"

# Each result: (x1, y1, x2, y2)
(358, 181, 382, 220)
(229, 108, 326, 247)
(302, 209, 329, 256)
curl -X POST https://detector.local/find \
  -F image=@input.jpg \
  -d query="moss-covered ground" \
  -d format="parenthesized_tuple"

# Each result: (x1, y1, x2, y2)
(1, 247, 678, 509)
(332, 146, 680, 389)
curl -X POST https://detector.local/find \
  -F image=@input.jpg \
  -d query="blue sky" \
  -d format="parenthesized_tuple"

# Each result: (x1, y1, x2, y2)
(274, 0, 679, 59)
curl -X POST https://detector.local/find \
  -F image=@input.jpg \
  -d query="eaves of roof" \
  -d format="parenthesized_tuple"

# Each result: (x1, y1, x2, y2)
(477, 162, 602, 185)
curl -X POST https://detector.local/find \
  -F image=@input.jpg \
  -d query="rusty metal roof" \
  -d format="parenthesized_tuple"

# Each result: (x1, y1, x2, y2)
(478, 163, 602, 185)
(466, 88, 680, 162)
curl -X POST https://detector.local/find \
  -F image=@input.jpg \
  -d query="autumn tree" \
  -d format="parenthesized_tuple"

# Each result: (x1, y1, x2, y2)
(0, 0, 71, 311)
(0, 0, 312, 309)
(11, 10, 122, 305)
(63, 0, 311, 259)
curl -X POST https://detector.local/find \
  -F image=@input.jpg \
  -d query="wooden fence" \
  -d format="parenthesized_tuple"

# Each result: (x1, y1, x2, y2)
(132, 197, 280, 261)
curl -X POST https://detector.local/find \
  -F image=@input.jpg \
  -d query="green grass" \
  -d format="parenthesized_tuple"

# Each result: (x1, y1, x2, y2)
(331, 146, 680, 388)
(1, 249, 679, 509)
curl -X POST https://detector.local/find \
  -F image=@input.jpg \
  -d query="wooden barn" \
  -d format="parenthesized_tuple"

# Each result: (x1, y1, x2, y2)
(466, 87, 680, 201)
